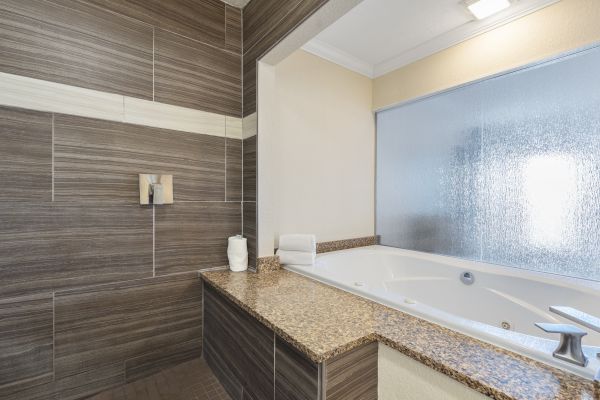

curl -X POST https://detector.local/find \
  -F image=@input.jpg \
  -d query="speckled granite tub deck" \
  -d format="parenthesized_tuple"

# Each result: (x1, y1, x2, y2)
(256, 255, 281, 272)
(316, 235, 379, 253)
(200, 269, 598, 400)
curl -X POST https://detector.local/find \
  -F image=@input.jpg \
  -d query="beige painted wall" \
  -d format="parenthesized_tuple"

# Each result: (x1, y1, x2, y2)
(257, 50, 374, 256)
(373, 0, 600, 110)
(257, 0, 600, 256)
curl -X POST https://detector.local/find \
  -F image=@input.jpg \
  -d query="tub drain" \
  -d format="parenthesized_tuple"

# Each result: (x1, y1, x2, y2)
(460, 271, 475, 285)
(500, 321, 511, 330)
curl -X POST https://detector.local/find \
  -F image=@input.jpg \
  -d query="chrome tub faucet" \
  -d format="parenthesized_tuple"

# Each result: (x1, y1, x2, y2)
(536, 306, 600, 367)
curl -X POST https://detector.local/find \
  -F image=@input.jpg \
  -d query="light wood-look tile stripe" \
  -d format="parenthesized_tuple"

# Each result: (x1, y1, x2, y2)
(0, 72, 240, 137)
(0, 0, 153, 100)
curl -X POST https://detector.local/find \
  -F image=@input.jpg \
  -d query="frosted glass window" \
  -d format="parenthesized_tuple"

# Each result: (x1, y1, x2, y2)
(376, 46, 600, 281)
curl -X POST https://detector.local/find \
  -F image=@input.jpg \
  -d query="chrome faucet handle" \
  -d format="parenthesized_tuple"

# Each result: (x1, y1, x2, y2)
(550, 306, 600, 333)
(535, 323, 588, 367)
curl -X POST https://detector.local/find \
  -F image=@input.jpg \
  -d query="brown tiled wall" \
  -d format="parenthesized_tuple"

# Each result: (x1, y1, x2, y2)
(241, 0, 330, 267)
(0, 0, 335, 396)
(0, 0, 242, 117)
(0, 104, 242, 400)
(0, 0, 243, 398)
(203, 282, 378, 400)
(243, 201, 257, 269)
(242, 0, 328, 116)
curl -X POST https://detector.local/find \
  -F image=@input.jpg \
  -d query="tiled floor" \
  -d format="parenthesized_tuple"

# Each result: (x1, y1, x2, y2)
(87, 358, 231, 400)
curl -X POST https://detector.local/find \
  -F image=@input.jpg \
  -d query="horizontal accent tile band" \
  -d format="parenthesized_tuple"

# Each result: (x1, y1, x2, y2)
(226, 116, 243, 139)
(124, 97, 225, 137)
(242, 112, 258, 139)
(0, 72, 242, 137)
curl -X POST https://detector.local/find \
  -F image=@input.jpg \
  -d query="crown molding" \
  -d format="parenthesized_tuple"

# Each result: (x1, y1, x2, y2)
(302, 39, 374, 78)
(374, 0, 560, 77)
(303, 0, 560, 79)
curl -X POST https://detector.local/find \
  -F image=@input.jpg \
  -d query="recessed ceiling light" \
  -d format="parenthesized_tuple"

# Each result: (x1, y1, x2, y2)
(466, 0, 511, 20)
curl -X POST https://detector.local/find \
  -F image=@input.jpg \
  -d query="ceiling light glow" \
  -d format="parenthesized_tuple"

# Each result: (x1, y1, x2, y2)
(467, 0, 511, 20)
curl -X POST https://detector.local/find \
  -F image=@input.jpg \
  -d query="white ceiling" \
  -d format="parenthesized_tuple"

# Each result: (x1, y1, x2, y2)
(303, 0, 560, 78)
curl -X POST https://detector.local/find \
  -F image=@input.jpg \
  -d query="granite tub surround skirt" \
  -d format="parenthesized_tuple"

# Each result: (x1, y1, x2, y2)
(200, 269, 599, 400)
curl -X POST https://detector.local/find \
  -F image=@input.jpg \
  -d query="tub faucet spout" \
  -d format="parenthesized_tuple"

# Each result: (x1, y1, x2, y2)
(550, 306, 600, 361)
(535, 323, 588, 367)
(549, 306, 600, 334)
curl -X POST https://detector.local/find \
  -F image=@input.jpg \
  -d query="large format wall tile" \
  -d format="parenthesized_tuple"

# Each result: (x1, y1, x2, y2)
(0, 106, 51, 201)
(243, 135, 257, 201)
(227, 138, 243, 201)
(242, 0, 301, 54)
(243, 202, 257, 268)
(0, 203, 153, 299)
(86, 0, 227, 48)
(0, 0, 245, 397)
(204, 337, 244, 400)
(124, 339, 202, 383)
(0, 294, 53, 389)
(204, 284, 274, 400)
(54, 115, 225, 203)
(225, 5, 242, 53)
(275, 337, 319, 400)
(54, 274, 203, 394)
(324, 342, 378, 400)
(243, 57, 258, 117)
(155, 29, 242, 117)
(0, 0, 153, 100)
(155, 202, 241, 274)
(242, 0, 327, 116)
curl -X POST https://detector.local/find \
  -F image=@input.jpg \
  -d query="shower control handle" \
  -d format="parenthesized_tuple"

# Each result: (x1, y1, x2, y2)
(535, 323, 588, 367)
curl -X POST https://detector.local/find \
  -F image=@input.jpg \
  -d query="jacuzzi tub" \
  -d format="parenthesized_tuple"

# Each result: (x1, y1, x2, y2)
(285, 245, 600, 379)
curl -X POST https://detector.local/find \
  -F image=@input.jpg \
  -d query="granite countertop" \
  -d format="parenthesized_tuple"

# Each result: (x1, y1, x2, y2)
(200, 269, 599, 400)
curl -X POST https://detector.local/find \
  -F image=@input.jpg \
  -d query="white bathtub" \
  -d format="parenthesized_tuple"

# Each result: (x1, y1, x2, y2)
(285, 245, 600, 379)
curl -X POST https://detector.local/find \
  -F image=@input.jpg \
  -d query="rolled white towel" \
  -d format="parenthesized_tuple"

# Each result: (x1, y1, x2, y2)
(276, 249, 315, 266)
(227, 235, 248, 272)
(278, 234, 316, 253)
